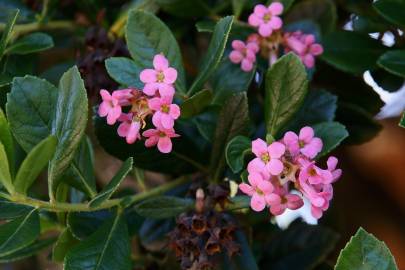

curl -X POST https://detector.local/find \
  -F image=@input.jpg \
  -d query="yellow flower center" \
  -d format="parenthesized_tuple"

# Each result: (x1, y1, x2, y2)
(261, 153, 270, 163)
(263, 13, 271, 23)
(157, 72, 165, 82)
(161, 104, 170, 113)
(256, 188, 264, 196)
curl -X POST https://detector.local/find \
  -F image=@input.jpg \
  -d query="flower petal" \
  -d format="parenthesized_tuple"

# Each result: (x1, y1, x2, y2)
(229, 50, 244, 64)
(269, 16, 282, 29)
(153, 54, 169, 70)
(163, 67, 177, 84)
(269, 2, 283, 15)
(140, 69, 157, 83)
(252, 138, 268, 157)
(299, 126, 314, 143)
(251, 193, 266, 212)
(268, 142, 285, 158)
(239, 183, 254, 196)
(258, 23, 273, 37)
(267, 158, 284, 175)
(157, 136, 173, 153)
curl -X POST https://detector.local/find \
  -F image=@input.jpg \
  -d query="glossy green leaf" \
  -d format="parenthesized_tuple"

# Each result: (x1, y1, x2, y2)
(352, 15, 390, 33)
(105, 57, 143, 88)
(377, 50, 405, 78)
(64, 213, 131, 270)
(321, 31, 386, 74)
(284, 0, 336, 34)
(313, 122, 348, 157)
(0, 209, 39, 256)
(265, 53, 308, 137)
(0, 9, 18, 59)
(48, 66, 88, 198)
(335, 103, 382, 144)
(373, 0, 405, 28)
(7, 76, 57, 152)
(225, 135, 251, 173)
(188, 16, 234, 95)
(52, 229, 79, 262)
(211, 59, 256, 104)
(400, 112, 405, 128)
(14, 135, 57, 194)
(335, 227, 398, 270)
(125, 10, 186, 94)
(0, 108, 14, 175)
(195, 21, 215, 32)
(64, 137, 97, 198)
(0, 142, 13, 193)
(155, 0, 210, 18)
(0, 199, 33, 219)
(67, 210, 114, 240)
(279, 89, 337, 136)
(180, 89, 213, 118)
(89, 158, 133, 208)
(259, 222, 339, 269)
(210, 93, 249, 180)
(135, 196, 194, 219)
(0, 237, 56, 263)
(5, 32, 54, 55)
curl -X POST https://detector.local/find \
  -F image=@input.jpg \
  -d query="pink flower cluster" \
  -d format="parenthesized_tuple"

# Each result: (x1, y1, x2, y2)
(284, 31, 324, 68)
(239, 126, 341, 219)
(229, 2, 324, 71)
(98, 54, 180, 154)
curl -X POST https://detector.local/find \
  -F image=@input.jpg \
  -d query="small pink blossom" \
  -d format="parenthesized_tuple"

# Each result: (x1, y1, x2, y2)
(283, 126, 323, 159)
(98, 90, 122, 125)
(229, 40, 259, 72)
(327, 156, 342, 182)
(247, 139, 285, 176)
(298, 158, 333, 185)
(148, 95, 181, 129)
(284, 31, 323, 68)
(266, 192, 304, 216)
(143, 127, 180, 154)
(239, 172, 274, 212)
(139, 54, 177, 97)
(248, 3, 283, 37)
(117, 113, 141, 144)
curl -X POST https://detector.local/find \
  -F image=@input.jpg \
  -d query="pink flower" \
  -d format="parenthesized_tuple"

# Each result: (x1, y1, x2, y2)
(229, 40, 259, 72)
(327, 156, 341, 182)
(98, 90, 122, 125)
(143, 127, 180, 153)
(298, 158, 333, 185)
(299, 180, 333, 219)
(266, 192, 304, 216)
(248, 3, 283, 37)
(284, 31, 323, 68)
(283, 126, 323, 159)
(117, 113, 141, 144)
(239, 172, 274, 212)
(247, 139, 285, 176)
(139, 54, 177, 97)
(148, 95, 181, 129)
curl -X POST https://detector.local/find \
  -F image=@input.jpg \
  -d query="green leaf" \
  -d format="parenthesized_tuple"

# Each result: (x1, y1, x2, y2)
(63, 137, 97, 198)
(188, 16, 234, 96)
(0, 107, 14, 175)
(265, 53, 308, 137)
(210, 93, 249, 180)
(227, 195, 250, 211)
(400, 112, 405, 128)
(335, 227, 398, 270)
(48, 66, 88, 199)
(284, 0, 336, 34)
(373, 0, 405, 28)
(0, 199, 33, 219)
(105, 57, 143, 88)
(5, 32, 54, 55)
(313, 122, 348, 157)
(52, 229, 79, 262)
(7, 76, 57, 152)
(0, 209, 39, 256)
(211, 59, 256, 104)
(64, 213, 131, 270)
(67, 210, 113, 240)
(195, 21, 215, 32)
(335, 103, 382, 144)
(0, 237, 56, 263)
(321, 31, 386, 74)
(89, 158, 133, 208)
(14, 135, 57, 194)
(279, 89, 337, 135)
(260, 222, 339, 269)
(352, 15, 391, 34)
(0, 142, 13, 193)
(125, 10, 186, 94)
(135, 196, 194, 219)
(225, 135, 251, 174)
(377, 50, 405, 78)
(155, 0, 210, 18)
(180, 89, 213, 118)
(232, 0, 247, 18)
(0, 9, 18, 59)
